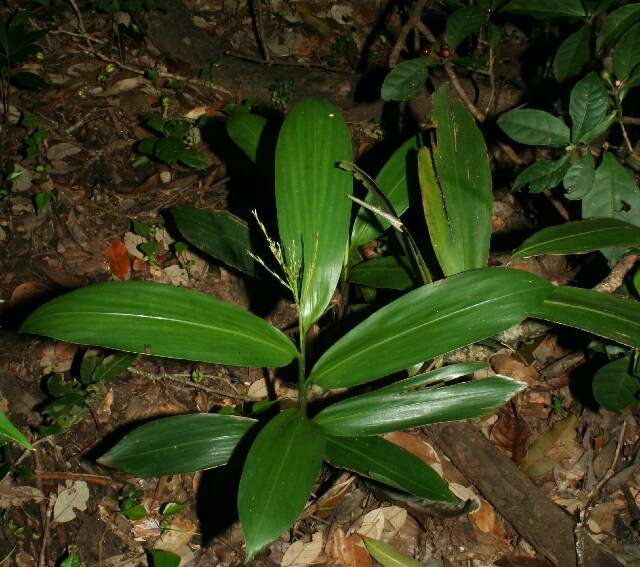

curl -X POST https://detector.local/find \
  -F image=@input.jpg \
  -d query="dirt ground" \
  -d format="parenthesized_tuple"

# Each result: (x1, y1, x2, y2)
(0, 1, 638, 566)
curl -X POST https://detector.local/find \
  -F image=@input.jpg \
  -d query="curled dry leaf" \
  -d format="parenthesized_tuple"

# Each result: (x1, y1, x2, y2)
(490, 406, 530, 463)
(281, 531, 324, 567)
(104, 238, 131, 280)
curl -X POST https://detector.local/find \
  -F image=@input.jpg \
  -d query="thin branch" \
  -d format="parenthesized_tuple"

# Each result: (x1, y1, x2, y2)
(415, 21, 486, 121)
(593, 254, 639, 293)
(250, 0, 270, 62)
(389, 0, 429, 68)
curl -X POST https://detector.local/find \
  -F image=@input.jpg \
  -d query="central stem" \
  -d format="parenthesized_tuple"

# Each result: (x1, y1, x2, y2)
(298, 318, 308, 414)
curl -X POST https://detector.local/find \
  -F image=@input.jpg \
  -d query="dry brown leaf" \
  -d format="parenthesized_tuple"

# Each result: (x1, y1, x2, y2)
(0, 479, 45, 508)
(491, 354, 540, 385)
(96, 76, 150, 97)
(355, 506, 407, 541)
(325, 528, 372, 567)
(522, 413, 579, 478)
(471, 500, 509, 543)
(495, 557, 551, 567)
(53, 480, 89, 523)
(104, 238, 131, 280)
(153, 515, 197, 565)
(10, 281, 49, 307)
(46, 142, 82, 162)
(281, 531, 324, 567)
(490, 406, 530, 462)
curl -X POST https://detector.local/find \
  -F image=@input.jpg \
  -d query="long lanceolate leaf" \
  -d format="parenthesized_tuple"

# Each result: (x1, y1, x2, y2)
(275, 99, 353, 330)
(419, 85, 492, 276)
(0, 410, 32, 450)
(308, 268, 553, 390)
(325, 435, 458, 503)
(238, 409, 325, 562)
(533, 286, 640, 348)
(20, 281, 299, 367)
(98, 414, 256, 476)
(513, 218, 640, 258)
(314, 377, 527, 436)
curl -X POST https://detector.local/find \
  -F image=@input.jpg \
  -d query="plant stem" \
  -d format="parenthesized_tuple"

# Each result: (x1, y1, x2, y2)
(616, 94, 640, 161)
(298, 318, 308, 414)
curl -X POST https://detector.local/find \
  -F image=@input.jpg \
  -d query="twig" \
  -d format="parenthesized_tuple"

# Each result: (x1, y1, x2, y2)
(129, 367, 253, 401)
(33, 471, 124, 489)
(389, 0, 429, 68)
(593, 254, 639, 293)
(622, 116, 640, 126)
(250, 0, 270, 62)
(225, 50, 353, 75)
(66, 0, 89, 44)
(588, 419, 627, 500)
(543, 189, 571, 221)
(38, 494, 54, 567)
(444, 63, 485, 122)
(415, 20, 486, 122)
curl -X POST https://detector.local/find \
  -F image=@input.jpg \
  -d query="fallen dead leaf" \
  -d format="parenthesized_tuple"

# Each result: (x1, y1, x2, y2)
(490, 406, 530, 463)
(104, 238, 131, 280)
(281, 531, 324, 567)
(355, 506, 407, 542)
(522, 413, 579, 478)
(491, 354, 540, 385)
(46, 142, 82, 161)
(0, 479, 45, 508)
(9, 281, 50, 307)
(325, 528, 372, 567)
(53, 480, 89, 523)
(96, 76, 151, 97)
(153, 515, 197, 566)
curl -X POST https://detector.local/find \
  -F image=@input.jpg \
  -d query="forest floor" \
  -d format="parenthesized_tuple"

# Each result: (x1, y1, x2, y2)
(0, 1, 638, 566)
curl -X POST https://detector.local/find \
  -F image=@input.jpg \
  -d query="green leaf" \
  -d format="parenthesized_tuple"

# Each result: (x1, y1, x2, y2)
(513, 218, 640, 258)
(582, 153, 640, 228)
(154, 136, 183, 164)
(238, 409, 325, 562)
(368, 361, 489, 397)
(308, 268, 552, 390)
(0, 409, 32, 450)
(178, 147, 209, 169)
(226, 111, 268, 164)
(498, 109, 570, 146)
(593, 356, 640, 411)
(503, 0, 586, 19)
(446, 6, 487, 50)
(597, 3, 640, 51)
(314, 377, 526, 436)
(99, 413, 256, 476)
(363, 538, 423, 567)
(59, 551, 83, 567)
(349, 256, 415, 290)
(20, 281, 298, 367)
(563, 153, 595, 199)
(570, 72, 609, 142)
(92, 352, 137, 383)
(171, 206, 258, 277)
(149, 549, 181, 567)
(512, 155, 571, 193)
(350, 136, 419, 250)
(144, 112, 166, 135)
(381, 58, 433, 102)
(325, 435, 458, 504)
(138, 138, 156, 155)
(418, 85, 492, 276)
(275, 98, 353, 330)
(614, 22, 640, 79)
(533, 286, 640, 348)
(577, 110, 616, 144)
(553, 26, 590, 82)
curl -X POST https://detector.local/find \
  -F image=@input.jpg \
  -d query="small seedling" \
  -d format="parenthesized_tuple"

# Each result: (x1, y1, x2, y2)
(135, 111, 208, 169)
(119, 486, 147, 520)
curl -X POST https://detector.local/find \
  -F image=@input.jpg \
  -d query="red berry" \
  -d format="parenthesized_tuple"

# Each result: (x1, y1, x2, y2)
(440, 44, 451, 58)
(419, 45, 432, 57)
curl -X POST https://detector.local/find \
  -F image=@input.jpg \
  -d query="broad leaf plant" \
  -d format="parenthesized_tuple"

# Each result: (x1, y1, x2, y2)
(21, 91, 640, 561)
